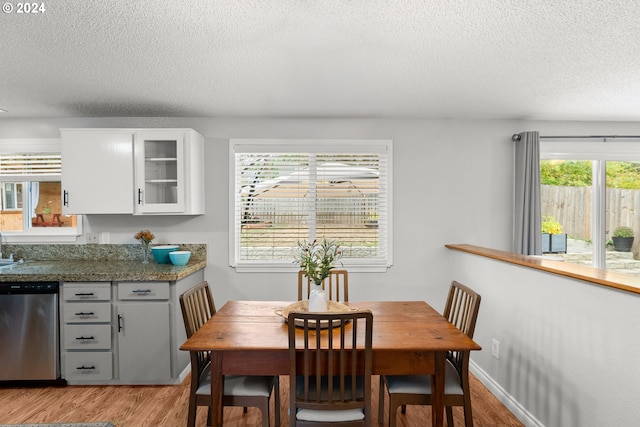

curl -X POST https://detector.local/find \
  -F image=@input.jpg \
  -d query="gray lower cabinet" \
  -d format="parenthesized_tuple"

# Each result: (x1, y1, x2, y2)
(116, 282, 171, 382)
(61, 282, 113, 382)
(60, 269, 203, 385)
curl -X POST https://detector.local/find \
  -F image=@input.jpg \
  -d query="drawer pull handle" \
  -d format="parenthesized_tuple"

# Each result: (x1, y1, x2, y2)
(74, 292, 95, 296)
(75, 312, 95, 316)
(76, 365, 96, 370)
(132, 289, 151, 294)
(75, 336, 95, 341)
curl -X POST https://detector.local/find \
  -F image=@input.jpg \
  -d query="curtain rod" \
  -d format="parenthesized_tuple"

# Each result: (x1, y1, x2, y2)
(511, 134, 640, 141)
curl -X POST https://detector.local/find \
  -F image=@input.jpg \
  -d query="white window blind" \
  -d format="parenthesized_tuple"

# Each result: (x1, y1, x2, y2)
(0, 153, 62, 180)
(230, 139, 392, 271)
(0, 140, 81, 242)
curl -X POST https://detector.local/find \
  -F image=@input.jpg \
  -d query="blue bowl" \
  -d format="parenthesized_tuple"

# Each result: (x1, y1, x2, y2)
(150, 245, 179, 264)
(169, 250, 191, 266)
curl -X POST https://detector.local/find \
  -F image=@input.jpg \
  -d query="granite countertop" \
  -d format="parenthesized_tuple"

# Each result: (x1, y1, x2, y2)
(0, 259, 207, 282)
(0, 243, 207, 282)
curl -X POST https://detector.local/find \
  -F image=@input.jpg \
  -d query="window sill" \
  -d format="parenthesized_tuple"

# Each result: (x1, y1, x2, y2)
(232, 264, 390, 273)
(2, 233, 79, 244)
(446, 243, 640, 295)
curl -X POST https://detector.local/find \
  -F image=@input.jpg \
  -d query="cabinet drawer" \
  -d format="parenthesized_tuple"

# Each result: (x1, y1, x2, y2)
(63, 302, 111, 323)
(63, 283, 111, 301)
(64, 324, 112, 350)
(118, 282, 170, 300)
(64, 352, 112, 381)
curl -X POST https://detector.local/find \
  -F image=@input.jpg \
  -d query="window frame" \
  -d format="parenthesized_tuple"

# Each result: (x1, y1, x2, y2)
(0, 139, 83, 243)
(229, 138, 393, 273)
(540, 138, 640, 269)
(1, 182, 21, 210)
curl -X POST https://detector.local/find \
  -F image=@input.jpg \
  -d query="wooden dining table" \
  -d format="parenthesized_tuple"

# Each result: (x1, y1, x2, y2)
(180, 300, 481, 427)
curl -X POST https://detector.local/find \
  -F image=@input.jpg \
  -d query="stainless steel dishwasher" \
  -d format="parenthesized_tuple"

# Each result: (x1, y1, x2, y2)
(0, 281, 65, 385)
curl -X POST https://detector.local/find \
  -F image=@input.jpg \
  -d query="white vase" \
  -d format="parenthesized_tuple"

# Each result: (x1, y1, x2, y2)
(308, 283, 328, 312)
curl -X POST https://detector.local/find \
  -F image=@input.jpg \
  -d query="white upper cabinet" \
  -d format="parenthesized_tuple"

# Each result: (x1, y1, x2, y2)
(61, 128, 204, 215)
(133, 129, 204, 215)
(61, 129, 134, 214)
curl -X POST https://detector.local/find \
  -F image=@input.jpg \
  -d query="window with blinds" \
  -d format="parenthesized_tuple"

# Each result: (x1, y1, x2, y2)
(0, 153, 62, 179)
(0, 146, 80, 239)
(230, 139, 392, 271)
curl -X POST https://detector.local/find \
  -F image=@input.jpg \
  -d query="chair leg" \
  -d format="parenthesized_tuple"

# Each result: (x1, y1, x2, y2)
(463, 395, 474, 427)
(446, 406, 454, 427)
(274, 376, 281, 427)
(378, 376, 385, 424)
(400, 404, 407, 414)
(206, 407, 211, 427)
(186, 397, 197, 427)
(260, 400, 269, 427)
(244, 406, 248, 413)
(388, 395, 400, 427)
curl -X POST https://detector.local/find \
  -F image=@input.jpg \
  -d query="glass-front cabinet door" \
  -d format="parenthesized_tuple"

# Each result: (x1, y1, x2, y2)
(134, 131, 185, 214)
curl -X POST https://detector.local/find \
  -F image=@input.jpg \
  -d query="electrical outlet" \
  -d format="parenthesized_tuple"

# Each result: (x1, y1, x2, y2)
(99, 232, 110, 244)
(86, 232, 99, 244)
(492, 338, 500, 360)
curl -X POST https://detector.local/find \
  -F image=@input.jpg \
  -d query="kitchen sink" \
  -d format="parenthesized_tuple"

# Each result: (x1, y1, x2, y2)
(0, 258, 24, 267)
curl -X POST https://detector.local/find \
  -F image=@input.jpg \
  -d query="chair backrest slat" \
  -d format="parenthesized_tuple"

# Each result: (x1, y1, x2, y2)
(289, 310, 373, 425)
(179, 281, 216, 379)
(443, 281, 481, 377)
(298, 269, 349, 303)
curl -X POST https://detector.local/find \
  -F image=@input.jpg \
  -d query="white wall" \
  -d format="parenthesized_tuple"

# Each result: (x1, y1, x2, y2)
(0, 117, 520, 308)
(450, 250, 640, 427)
(3, 117, 640, 426)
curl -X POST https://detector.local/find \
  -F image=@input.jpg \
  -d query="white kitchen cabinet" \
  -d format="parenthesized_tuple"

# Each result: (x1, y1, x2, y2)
(133, 129, 204, 215)
(61, 129, 134, 214)
(60, 128, 204, 216)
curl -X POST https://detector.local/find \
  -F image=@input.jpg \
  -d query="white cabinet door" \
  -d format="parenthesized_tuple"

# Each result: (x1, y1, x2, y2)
(134, 130, 185, 214)
(61, 129, 134, 214)
(116, 302, 171, 382)
(133, 129, 204, 215)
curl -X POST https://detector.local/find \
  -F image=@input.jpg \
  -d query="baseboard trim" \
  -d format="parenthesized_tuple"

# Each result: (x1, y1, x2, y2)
(469, 361, 545, 427)
(177, 364, 191, 383)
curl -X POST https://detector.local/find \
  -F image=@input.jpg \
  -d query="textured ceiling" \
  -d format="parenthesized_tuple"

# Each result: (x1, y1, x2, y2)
(1, 0, 639, 120)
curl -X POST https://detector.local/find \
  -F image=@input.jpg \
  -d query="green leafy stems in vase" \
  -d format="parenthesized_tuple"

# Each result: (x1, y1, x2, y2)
(295, 238, 343, 285)
(135, 229, 155, 264)
(294, 238, 343, 311)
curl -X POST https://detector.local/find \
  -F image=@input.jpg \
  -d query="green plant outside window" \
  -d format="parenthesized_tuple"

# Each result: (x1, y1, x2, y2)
(612, 226, 634, 238)
(542, 216, 564, 235)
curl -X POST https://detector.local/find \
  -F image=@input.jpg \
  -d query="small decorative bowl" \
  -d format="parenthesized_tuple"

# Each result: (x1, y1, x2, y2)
(150, 245, 180, 264)
(169, 250, 191, 266)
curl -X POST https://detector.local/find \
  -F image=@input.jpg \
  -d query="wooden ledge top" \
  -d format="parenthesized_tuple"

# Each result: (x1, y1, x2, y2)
(446, 243, 640, 296)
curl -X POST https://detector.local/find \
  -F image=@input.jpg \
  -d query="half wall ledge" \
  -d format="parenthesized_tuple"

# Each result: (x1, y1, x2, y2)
(446, 243, 640, 296)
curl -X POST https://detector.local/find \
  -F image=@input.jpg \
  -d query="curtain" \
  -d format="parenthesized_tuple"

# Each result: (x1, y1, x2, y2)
(513, 131, 541, 255)
(30, 182, 39, 218)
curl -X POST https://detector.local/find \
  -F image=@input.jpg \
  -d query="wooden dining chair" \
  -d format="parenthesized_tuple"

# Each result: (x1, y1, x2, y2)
(298, 269, 349, 303)
(378, 281, 481, 427)
(179, 281, 280, 427)
(288, 310, 373, 427)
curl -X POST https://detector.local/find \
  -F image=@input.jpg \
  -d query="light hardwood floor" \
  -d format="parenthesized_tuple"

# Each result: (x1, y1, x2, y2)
(0, 374, 524, 427)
